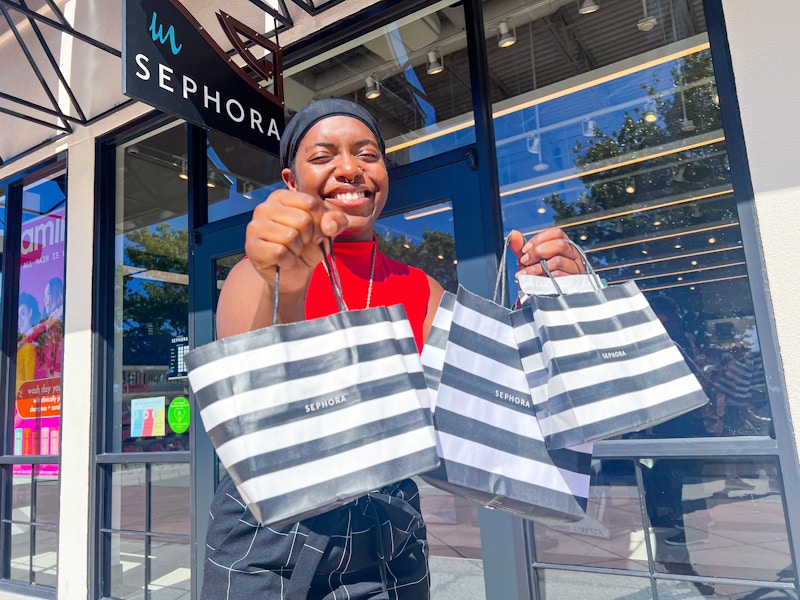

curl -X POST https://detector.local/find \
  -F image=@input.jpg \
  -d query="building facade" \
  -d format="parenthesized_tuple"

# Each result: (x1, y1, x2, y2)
(0, 0, 798, 598)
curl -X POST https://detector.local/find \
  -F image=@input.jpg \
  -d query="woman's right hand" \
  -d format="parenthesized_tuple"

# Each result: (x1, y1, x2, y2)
(244, 189, 349, 293)
(216, 190, 350, 338)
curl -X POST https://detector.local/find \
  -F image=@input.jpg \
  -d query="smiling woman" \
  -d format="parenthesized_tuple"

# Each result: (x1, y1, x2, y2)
(202, 97, 582, 599)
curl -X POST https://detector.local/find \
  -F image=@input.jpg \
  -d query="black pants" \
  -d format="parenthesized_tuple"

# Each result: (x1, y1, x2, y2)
(201, 476, 430, 599)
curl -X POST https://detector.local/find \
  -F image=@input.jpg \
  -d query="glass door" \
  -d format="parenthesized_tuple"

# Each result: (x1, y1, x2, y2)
(378, 147, 491, 598)
(191, 146, 495, 599)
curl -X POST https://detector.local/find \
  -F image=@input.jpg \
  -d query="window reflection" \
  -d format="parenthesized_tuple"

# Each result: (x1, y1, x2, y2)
(207, 130, 283, 223)
(492, 22, 767, 438)
(643, 458, 792, 583)
(534, 458, 794, 592)
(283, 3, 474, 167)
(532, 460, 648, 571)
(115, 123, 191, 453)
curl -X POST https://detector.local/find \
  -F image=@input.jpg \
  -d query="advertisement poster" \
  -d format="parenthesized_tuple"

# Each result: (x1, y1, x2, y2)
(130, 397, 166, 438)
(14, 209, 65, 478)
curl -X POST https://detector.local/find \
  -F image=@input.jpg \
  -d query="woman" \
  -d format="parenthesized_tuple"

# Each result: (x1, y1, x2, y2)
(205, 98, 584, 599)
(16, 292, 41, 389)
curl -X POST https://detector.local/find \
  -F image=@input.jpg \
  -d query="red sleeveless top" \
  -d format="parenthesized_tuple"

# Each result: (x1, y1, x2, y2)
(305, 238, 431, 353)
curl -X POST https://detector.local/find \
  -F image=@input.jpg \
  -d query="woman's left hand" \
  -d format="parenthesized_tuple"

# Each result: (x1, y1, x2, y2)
(508, 227, 585, 278)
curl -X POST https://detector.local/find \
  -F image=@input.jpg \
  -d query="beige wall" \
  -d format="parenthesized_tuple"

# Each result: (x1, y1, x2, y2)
(721, 0, 800, 443)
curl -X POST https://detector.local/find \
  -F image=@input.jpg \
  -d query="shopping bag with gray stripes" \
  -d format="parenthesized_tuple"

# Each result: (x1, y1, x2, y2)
(520, 241, 709, 450)
(420, 243, 593, 524)
(185, 245, 440, 527)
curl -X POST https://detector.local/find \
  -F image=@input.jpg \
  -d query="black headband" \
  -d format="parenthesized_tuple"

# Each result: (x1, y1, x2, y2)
(279, 98, 385, 170)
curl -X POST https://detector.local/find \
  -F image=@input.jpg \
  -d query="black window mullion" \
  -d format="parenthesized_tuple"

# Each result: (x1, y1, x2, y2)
(144, 464, 152, 597)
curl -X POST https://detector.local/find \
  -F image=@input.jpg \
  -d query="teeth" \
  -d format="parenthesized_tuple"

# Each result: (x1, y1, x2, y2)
(333, 192, 365, 203)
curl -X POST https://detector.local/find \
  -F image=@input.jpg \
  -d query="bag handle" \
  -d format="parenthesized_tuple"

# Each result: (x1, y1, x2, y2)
(271, 240, 346, 324)
(538, 239, 601, 296)
(492, 234, 513, 306)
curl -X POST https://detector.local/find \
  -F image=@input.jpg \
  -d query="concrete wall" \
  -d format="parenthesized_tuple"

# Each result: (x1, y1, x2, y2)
(721, 0, 800, 441)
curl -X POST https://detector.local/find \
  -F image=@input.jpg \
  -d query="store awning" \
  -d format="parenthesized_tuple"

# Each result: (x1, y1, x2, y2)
(0, 0, 298, 165)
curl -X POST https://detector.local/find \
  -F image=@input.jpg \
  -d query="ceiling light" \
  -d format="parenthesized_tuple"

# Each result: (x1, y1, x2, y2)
(526, 135, 541, 156)
(680, 118, 696, 132)
(179, 159, 188, 180)
(578, 0, 599, 14)
(526, 135, 549, 171)
(653, 220, 661, 226)
(207, 170, 217, 188)
(635, 269, 641, 274)
(625, 181, 636, 194)
(580, 235, 588, 241)
(537, 207, 546, 214)
(637, 15, 657, 31)
(677, 276, 683, 281)
(582, 118, 597, 137)
(242, 182, 254, 200)
(426, 50, 444, 75)
(404, 201, 453, 220)
(365, 76, 381, 100)
(691, 260, 698, 266)
(637, 0, 657, 31)
(674, 244, 682, 249)
(498, 21, 516, 48)
(708, 237, 716, 244)
(643, 100, 658, 122)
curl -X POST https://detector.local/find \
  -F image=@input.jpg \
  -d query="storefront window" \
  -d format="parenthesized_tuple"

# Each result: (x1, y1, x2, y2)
(103, 122, 192, 600)
(473, 0, 790, 597)
(488, 1, 767, 440)
(207, 130, 283, 223)
(283, 0, 474, 167)
(113, 122, 191, 454)
(15, 171, 66, 464)
(532, 458, 795, 595)
(2, 166, 65, 589)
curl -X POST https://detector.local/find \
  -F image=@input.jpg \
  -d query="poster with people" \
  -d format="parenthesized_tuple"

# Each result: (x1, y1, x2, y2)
(14, 209, 65, 478)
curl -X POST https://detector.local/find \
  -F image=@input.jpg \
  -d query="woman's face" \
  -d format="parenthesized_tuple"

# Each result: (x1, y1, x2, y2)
(18, 304, 33, 333)
(44, 283, 52, 315)
(283, 116, 388, 241)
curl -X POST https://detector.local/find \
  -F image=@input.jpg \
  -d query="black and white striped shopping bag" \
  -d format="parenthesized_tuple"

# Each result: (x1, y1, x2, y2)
(527, 280, 709, 449)
(420, 285, 592, 524)
(185, 304, 440, 527)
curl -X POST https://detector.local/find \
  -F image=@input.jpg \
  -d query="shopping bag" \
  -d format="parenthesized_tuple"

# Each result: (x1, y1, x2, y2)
(420, 241, 593, 524)
(185, 245, 440, 527)
(419, 290, 455, 412)
(522, 241, 709, 449)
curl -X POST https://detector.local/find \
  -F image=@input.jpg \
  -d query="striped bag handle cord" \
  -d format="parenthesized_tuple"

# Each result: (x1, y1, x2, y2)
(271, 239, 347, 324)
(492, 234, 513, 306)
(538, 238, 601, 296)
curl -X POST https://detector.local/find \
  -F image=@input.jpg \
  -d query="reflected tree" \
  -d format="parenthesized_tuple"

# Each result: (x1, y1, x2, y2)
(543, 51, 733, 255)
(379, 230, 458, 293)
(123, 224, 189, 365)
